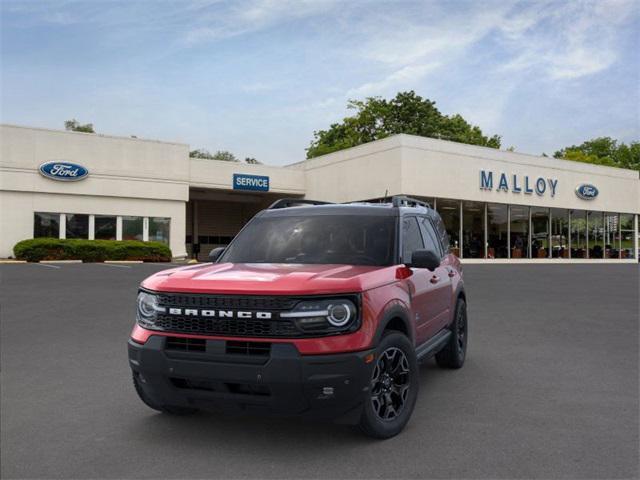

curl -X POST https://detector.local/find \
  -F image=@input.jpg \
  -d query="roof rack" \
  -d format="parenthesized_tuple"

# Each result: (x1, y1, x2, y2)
(391, 195, 431, 209)
(268, 198, 333, 209)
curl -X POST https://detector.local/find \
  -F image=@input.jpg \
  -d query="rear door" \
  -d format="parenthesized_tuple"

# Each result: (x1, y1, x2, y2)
(418, 216, 452, 333)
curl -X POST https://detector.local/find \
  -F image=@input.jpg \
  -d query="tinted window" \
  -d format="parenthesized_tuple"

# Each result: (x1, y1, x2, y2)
(419, 217, 442, 257)
(149, 217, 170, 244)
(95, 215, 116, 240)
(402, 217, 424, 263)
(433, 213, 450, 252)
(220, 215, 396, 266)
(66, 214, 89, 239)
(34, 212, 59, 238)
(122, 216, 143, 241)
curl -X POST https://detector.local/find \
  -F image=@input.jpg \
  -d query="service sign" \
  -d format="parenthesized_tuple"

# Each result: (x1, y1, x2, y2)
(575, 184, 598, 200)
(39, 161, 89, 182)
(233, 173, 269, 192)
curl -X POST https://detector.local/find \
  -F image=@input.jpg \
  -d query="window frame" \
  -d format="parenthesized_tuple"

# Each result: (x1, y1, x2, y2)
(418, 215, 445, 259)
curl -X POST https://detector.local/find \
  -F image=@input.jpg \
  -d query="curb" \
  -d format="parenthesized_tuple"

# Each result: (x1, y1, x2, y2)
(40, 260, 82, 264)
(0, 260, 27, 264)
(104, 260, 144, 264)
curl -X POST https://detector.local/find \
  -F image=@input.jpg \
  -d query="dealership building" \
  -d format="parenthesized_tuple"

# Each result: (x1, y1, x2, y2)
(1, 124, 638, 262)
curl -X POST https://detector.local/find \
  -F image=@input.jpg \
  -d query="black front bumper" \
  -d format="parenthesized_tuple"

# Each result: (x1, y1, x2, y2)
(128, 336, 374, 423)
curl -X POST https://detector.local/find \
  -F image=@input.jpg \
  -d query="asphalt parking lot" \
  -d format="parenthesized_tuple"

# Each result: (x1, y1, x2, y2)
(1, 263, 638, 479)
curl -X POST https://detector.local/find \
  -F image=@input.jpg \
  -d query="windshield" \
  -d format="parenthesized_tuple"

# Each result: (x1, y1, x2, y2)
(220, 214, 397, 266)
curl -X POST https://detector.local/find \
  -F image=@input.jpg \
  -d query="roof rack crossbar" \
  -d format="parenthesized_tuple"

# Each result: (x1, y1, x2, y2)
(268, 198, 333, 209)
(391, 195, 431, 209)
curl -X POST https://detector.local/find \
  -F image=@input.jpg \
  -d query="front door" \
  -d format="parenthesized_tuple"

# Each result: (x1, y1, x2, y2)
(401, 216, 450, 345)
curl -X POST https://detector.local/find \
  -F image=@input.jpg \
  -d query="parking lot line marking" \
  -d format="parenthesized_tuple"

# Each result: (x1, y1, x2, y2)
(35, 263, 61, 269)
(97, 263, 132, 269)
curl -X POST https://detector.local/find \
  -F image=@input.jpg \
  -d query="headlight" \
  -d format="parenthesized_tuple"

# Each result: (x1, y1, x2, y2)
(136, 291, 165, 329)
(281, 297, 359, 333)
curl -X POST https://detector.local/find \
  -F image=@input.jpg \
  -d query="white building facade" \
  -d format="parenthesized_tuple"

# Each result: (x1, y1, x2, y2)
(1, 124, 638, 262)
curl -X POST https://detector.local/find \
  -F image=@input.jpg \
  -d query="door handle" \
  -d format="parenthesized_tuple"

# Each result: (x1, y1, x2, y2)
(430, 275, 440, 284)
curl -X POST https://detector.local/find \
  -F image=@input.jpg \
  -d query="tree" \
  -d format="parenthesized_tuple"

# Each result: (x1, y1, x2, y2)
(189, 149, 239, 162)
(554, 137, 640, 172)
(64, 119, 94, 133)
(244, 157, 262, 164)
(306, 91, 501, 158)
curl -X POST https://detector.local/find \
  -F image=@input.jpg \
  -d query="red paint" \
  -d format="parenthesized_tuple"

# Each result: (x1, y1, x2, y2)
(132, 257, 463, 355)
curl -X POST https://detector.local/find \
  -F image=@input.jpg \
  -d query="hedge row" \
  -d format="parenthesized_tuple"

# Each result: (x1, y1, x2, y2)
(13, 238, 172, 262)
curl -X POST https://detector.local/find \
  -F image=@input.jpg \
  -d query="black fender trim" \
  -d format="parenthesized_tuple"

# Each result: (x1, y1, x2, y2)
(372, 301, 414, 346)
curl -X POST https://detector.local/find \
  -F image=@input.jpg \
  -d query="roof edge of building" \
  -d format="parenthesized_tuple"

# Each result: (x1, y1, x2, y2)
(0, 123, 190, 148)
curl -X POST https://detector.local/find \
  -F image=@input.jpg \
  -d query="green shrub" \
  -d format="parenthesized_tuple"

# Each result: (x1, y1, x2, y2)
(13, 238, 172, 262)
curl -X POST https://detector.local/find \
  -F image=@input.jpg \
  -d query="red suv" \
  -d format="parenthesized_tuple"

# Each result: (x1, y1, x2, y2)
(129, 196, 468, 438)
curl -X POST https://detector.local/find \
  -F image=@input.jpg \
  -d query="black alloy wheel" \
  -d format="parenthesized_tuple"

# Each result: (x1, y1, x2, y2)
(435, 298, 467, 369)
(370, 347, 411, 420)
(358, 331, 419, 439)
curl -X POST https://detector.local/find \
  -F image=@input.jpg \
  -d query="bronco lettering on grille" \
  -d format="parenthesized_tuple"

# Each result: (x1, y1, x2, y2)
(166, 308, 272, 319)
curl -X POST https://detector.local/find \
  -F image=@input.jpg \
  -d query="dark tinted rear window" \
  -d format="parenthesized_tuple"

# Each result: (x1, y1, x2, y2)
(220, 215, 397, 266)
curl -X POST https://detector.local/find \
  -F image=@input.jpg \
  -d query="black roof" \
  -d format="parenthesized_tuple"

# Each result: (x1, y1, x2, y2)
(259, 197, 435, 218)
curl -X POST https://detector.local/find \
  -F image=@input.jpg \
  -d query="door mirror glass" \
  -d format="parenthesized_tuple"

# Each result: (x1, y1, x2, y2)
(408, 249, 440, 271)
(209, 247, 225, 263)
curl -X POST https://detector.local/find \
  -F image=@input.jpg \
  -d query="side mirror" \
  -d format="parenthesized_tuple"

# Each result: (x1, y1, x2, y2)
(409, 249, 440, 271)
(208, 247, 225, 263)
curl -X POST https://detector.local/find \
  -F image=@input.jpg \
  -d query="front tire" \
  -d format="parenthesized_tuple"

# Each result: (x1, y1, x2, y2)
(435, 298, 468, 369)
(358, 331, 419, 439)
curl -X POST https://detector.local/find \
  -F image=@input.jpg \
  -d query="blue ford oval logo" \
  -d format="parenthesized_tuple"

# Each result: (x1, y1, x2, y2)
(575, 184, 598, 200)
(39, 161, 89, 182)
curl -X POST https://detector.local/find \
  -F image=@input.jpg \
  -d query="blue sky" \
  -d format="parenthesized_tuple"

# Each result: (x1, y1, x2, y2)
(2, 0, 639, 165)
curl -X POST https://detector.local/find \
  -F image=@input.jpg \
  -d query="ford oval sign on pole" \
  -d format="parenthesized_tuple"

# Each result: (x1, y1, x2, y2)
(575, 184, 598, 200)
(233, 173, 269, 192)
(39, 161, 89, 182)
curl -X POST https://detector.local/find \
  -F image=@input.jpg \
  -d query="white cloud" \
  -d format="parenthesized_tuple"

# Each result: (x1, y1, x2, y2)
(347, 63, 440, 97)
(499, 0, 637, 80)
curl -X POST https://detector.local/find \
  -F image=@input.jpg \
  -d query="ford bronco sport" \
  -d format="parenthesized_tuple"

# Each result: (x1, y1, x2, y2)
(129, 196, 468, 438)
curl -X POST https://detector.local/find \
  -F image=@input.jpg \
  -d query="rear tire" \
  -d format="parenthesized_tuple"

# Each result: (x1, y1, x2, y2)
(358, 331, 419, 439)
(132, 374, 199, 415)
(435, 298, 467, 369)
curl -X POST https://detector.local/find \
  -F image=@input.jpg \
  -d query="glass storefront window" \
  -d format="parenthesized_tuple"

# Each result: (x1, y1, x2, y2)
(588, 211, 604, 258)
(436, 199, 460, 257)
(571, 210, 587, 258)
(462, 201, 485, 259)
(620, 214, 636, 259)
(487, 203, 508, 259)
(34, 212, 60, 238)
(510, 206, 529, 259)
(149, 217, 170, 244)
(531, 207, 550, 259)
(603, 213, 619, 259)
(551, 209, 569, 258)
(122, 216, 143, 241)
(65, 214, 89, 239)
(95, 215, 117, 240)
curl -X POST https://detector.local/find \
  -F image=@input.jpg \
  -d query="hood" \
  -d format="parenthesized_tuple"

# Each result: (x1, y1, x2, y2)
(141, 262, 397, 295)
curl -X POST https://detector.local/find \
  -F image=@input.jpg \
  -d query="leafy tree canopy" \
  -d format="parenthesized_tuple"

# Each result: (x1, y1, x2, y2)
(190, 149, 260, 164)
(306, 91, 501, 158)
(554, 137, 640, 172)
(190, 149, 239, 162)
(64, 119, 94, 133)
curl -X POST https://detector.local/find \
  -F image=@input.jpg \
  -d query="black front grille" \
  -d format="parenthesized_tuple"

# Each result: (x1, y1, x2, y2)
(165, 336, 206, 352)
(156, 293, 297, 311)
(226, 341, 271, 356)
(155, 314, 299, 337)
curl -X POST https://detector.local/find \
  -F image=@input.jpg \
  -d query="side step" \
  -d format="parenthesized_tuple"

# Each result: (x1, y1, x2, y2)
(415, 329, 451, 362)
